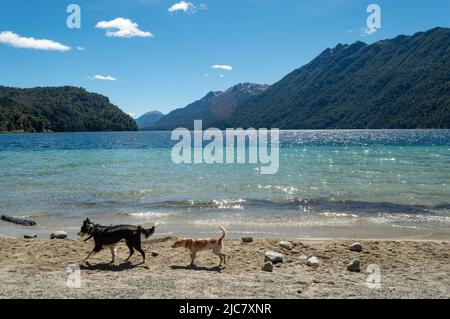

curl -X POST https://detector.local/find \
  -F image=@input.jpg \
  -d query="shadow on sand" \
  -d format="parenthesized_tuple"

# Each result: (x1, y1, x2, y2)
(80, 261, 148, 271)
(170, 264, 222, 272)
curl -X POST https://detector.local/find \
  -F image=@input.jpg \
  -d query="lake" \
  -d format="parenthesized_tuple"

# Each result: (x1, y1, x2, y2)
(0, 130, 449, 239)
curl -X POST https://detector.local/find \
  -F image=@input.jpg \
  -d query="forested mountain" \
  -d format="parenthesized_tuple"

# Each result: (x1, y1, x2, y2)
(0, 86, 137, 132)
(3, 28, 449, 133)
(136, 111, 165, 130)
(213, 27, 450, 129)
(149, 83, 269, 130)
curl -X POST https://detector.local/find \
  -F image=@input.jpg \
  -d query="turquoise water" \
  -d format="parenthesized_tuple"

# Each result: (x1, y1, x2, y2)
(0, 130, 449, 239)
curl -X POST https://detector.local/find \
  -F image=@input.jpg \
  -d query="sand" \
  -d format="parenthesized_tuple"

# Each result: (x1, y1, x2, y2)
(0, 235, 449, 299)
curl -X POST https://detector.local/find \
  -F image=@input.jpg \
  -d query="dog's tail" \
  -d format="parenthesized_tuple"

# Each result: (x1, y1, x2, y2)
(218, 225, 227, 241)
(138, 225, 155, 239)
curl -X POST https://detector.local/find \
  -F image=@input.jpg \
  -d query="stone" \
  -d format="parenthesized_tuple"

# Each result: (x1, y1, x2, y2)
(261, 261, 273, 272)
(24, 234, 37, 239)
(264, 251, 283, 264)
(349, 243, 363, 252)
(50, 231, 67, 239)
(279, 241, 293, 250)
(347, 259, 361, 272)
(306, 256, 320, 268)
(151, 251, 160, 257)
(242, 237, 253, 243)
(298, 255, 308, 264)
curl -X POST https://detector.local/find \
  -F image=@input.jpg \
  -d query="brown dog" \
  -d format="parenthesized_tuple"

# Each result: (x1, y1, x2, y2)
(172, 225, 227, 267)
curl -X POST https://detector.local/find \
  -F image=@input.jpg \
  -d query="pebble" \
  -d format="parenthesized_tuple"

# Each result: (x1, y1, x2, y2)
(24, 234, 37, 239)
(242, 237, 253, 243)
(279, 241, 293, 250)
(50, 231, 67, 239)
(306, 256, 320, 268)
(264, 251, 283, 264)
(349, 243, 363, 252)
(298, 255, 309, 264)
(347, 259, 361, 272)
(261, 261, 274, 272)
(151, 251, 160, 257)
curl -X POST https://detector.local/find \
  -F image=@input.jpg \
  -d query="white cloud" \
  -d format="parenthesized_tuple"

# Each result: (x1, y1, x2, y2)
(96, 18, 153, 38)
(168, 1, 197, 14)
(127, 112, 136, 117)
(360, 27, 377, 37)
(89, 74, 117, 81)
(0, 31, 70, 52)
(219, 74, 224, 78)
(76, 46, 86, 51)
(212, 64, 233, 71)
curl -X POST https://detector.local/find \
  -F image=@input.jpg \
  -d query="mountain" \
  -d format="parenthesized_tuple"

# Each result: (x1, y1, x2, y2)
(0, 86, 138, 132)
(149, 83, 269, 130)
(213, 27, 450, 129)
(136, 111, 165, 130)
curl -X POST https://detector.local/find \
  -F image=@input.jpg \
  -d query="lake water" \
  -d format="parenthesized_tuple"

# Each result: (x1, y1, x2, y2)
(0, 130, 449, 239)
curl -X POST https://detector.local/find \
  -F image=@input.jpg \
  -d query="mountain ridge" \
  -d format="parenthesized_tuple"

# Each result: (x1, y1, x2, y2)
(147, 83, 269, 130)
(136, 111, 165, 130)
(213, 27, 450, 129)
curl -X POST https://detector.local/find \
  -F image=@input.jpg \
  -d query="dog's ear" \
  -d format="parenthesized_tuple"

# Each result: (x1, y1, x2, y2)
(85, 218, 91, 223)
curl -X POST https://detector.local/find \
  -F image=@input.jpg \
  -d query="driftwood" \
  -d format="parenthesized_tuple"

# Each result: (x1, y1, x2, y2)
(1, 215, 36, 226)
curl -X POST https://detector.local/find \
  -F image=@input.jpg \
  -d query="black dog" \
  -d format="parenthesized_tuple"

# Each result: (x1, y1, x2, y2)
(78, 218, 155, 264)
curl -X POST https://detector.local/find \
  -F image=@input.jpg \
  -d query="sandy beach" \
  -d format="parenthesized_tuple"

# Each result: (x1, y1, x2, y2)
(0, 235, 448, 299)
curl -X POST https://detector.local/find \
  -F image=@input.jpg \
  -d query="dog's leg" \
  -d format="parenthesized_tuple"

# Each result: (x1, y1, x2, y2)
(125, 241, 134, 261)
(213, 249, 227, 267)
(85, 245, 102, 264)
(136, 247, 146, 262)
(220, 253, 227, 266)
(85, 250, 95, 262)
(220, 243, 227, 265)
(213, 250, 222, 267)
(190, 251, 197, 266)
(109, 246, 116, 264)
(133, 238, 146, 263)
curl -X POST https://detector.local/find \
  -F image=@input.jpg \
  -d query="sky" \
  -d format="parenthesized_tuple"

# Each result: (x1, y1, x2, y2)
(0, 0, 449, 118)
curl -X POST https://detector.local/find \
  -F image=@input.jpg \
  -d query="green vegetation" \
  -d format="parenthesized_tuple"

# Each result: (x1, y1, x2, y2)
(213, 27, 450, 129)
(0, 86, 137, 132)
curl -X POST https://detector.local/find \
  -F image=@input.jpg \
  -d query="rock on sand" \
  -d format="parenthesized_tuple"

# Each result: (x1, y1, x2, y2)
(279, 241, 293, 250)
(50, 231, 67, 240)
(261, 261, 274, 272)
(298, 255, 308, 264)
(306, 256, 320, 268)
(264, 251, 283, 264)
(349, 243, 363, 252)
(347, 259, 361, 272)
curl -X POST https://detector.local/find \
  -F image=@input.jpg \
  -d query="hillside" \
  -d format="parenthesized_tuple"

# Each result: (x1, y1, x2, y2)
(213, 27, 450, 129)
(0, 86, 138, 132)
(136, 111, 165, 130)
(150, 83, 269, 130)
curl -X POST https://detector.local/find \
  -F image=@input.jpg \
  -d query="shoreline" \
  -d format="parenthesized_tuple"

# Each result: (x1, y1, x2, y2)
(2, 233, 450, 243)
(2, 218, 450, 242)
(0, 236, 448, 299)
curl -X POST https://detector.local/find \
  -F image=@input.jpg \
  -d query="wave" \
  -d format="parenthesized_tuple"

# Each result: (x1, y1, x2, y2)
(155, 197, 450, 215)
(120, 211, 179, 218)
(162, 199, 247, 209)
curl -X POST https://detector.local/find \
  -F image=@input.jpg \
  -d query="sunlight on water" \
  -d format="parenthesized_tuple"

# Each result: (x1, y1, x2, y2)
(0, 130, 449, 238)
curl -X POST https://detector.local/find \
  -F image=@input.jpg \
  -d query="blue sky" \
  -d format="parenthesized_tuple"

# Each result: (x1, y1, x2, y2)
(0, 0, 449, 118)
